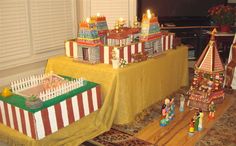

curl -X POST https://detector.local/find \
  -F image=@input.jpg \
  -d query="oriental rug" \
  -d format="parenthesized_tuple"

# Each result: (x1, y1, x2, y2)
(86, 128, 154, 146)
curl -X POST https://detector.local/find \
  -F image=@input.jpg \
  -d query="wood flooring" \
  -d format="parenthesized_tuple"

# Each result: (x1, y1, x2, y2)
(134, 96, 234, 146)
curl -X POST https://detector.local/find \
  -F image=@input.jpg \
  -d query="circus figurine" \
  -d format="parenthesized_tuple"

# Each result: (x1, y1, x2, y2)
(194, 112, 200, 131)
(198, 109, 204, 131)
(179, 94, 185, 112)
(225, 43, 236, 94)
(187, 29, 225, 111)
(160, 97, 175, 127)
(208, 101, 216, 119)
(188, 118, 195, 136)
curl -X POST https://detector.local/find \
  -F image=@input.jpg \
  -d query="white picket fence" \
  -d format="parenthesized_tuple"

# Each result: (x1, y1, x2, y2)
(39, 78, 84, 101)
(11, 74, 50, 93)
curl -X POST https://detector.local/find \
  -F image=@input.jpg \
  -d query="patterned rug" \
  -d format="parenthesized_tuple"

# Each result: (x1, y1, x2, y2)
(87, 128, 154, 146)
(195, 93, 236, 146)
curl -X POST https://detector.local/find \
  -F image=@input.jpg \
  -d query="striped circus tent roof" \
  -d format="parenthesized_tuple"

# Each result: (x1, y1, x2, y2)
(195, 29, 224, 73)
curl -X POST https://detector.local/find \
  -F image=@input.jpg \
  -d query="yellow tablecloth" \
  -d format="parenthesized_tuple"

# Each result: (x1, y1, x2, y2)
(0, 45, 188, 146)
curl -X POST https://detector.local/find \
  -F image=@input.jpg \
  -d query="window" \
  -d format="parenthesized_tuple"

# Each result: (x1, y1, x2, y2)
(0, 0, 77, 70)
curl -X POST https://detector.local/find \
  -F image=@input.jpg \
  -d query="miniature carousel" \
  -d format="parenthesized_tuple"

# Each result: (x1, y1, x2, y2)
(188, 29, 225, 111)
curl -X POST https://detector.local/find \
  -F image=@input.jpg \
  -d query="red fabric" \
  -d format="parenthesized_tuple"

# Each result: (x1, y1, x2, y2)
(87, 89, 94, 113)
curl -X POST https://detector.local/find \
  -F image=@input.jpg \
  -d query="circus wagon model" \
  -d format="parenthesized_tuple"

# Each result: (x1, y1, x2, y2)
(187, 29, 225, 111)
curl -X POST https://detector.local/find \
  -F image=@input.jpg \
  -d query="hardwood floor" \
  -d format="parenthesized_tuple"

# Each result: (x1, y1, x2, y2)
(134, 96, 234, 146)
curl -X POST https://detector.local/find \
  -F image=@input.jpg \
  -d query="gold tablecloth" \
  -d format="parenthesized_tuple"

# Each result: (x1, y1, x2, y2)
(0, 45, 188, 146)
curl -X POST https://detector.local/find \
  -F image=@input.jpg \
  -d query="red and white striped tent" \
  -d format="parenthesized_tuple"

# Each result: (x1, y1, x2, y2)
(195, 30, 224, 73)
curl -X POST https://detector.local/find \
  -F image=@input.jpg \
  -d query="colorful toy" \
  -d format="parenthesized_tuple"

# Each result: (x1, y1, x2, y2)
(0, 73, 102, 140)
(140, 9, 162, 57)
(194, 112, 200, 131)
(208, 101, 216, 119)
(1, 87, 12, 97)
(198, 109, 204, 131)
(160, 97, 175, 127)
(188, 29, 225, 111)
(65, 12, 175, 66)
(179, 94, 185, 112)
(188, 118, 195, 136)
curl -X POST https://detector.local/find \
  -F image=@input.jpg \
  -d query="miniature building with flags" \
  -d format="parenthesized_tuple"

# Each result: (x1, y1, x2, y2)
(76, 18, 102, 63)
(188, 29, 225, 111)
(140, 9, 162, 56)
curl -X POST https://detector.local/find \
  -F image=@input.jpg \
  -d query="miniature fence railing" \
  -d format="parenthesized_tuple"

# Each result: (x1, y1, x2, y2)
(39, 78, 84, 101)
(11, 74, 50, 93)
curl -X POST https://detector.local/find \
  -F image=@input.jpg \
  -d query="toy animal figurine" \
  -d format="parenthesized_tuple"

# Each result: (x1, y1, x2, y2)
(208, 101, 216, 119)
(188, 118, 195, 136)
(198, 109, 204, 131)
(179, 94, 185, 112)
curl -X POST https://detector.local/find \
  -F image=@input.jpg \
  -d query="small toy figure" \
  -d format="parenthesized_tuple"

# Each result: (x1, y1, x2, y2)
(198, 109, 204, 131)
(188, 118, 195, 136)
(194, 112, 200, 131)
(160, 97, 175, 127)
(208, 101, 216, 119)
(169, 97, 175, 120)
(179, 94, 185, 112)
(1, 87, 12, 97)
(161, 104, 167, 118)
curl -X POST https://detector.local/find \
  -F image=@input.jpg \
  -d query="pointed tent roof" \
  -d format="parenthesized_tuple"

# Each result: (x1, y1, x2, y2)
(195, 29, 224, 73)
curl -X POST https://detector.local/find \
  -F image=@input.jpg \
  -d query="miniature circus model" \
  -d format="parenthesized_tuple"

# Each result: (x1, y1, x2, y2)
(188, 29, 225, 111)
(65, 11, 175, 65)
(0, 73, 102, 140)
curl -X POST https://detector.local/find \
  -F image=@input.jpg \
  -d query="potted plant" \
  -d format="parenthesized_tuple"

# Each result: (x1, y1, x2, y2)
(111, 48, 120, 69)
(208, 4, 236, 32)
